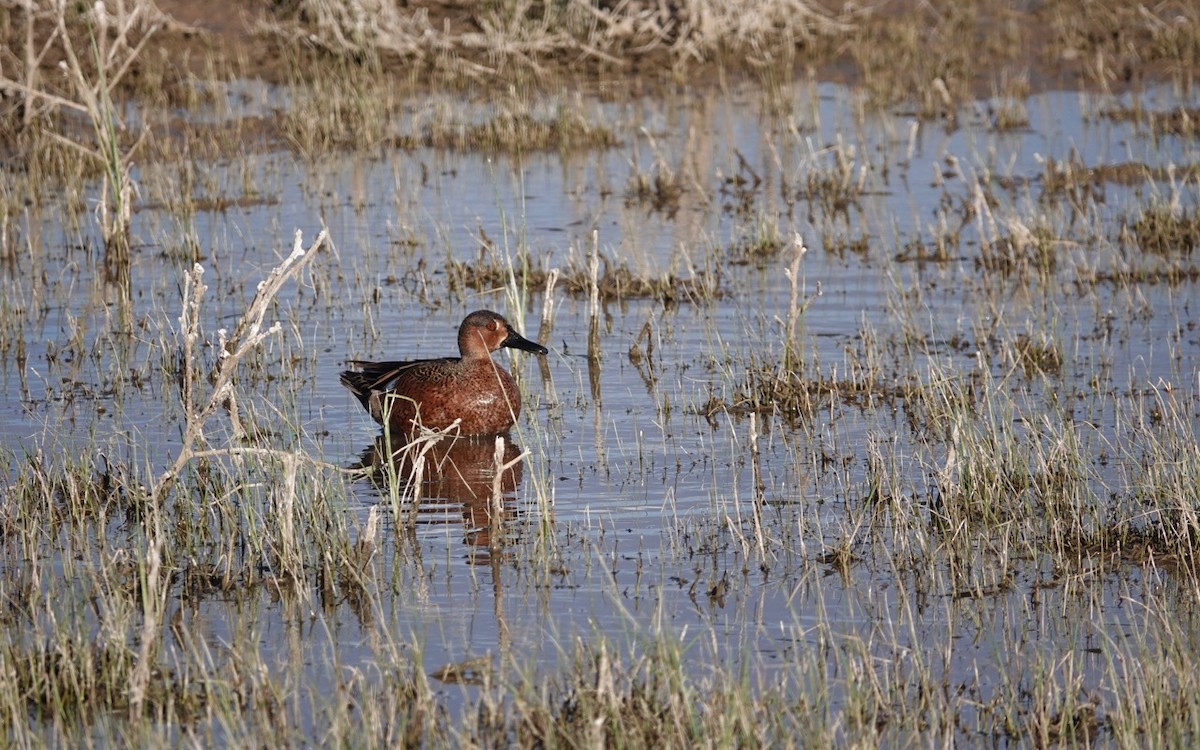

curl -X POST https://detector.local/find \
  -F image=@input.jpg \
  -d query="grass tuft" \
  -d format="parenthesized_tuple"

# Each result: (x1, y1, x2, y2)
(1131, 203, 1200, 257)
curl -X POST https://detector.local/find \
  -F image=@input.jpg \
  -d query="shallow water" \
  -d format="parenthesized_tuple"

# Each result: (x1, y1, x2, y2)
(4, 75, 1199, 738)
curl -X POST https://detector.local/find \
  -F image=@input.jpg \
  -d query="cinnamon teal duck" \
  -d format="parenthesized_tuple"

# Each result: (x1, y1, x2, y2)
(340, 309, 548, 436)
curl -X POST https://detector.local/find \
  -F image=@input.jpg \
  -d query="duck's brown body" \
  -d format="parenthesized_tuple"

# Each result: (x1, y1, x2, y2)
(341, 310, 547, 436)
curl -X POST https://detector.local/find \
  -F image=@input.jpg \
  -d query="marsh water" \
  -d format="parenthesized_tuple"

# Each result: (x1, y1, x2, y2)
(5, 75, 1199, 739)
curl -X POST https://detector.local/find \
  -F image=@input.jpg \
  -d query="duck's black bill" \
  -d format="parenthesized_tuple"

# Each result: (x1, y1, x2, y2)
(503, 329, 549, 355)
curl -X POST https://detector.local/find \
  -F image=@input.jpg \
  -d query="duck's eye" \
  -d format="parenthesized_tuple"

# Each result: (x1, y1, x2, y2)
(487, 320, 499, 331)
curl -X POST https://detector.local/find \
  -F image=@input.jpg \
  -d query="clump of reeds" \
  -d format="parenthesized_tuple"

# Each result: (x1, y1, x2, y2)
(1104, 105, 1200, 137)
(988, 71, 1031, 131)
(0, 1, 163, 267)
(480, 636, 804, 747)
(822, 232, 870, 258)
(1131, 203, 1199, 257)
(796, 140, 866, 218)
(446, 244, 550, 297)
(1038, 156, 1175, 196)
(978, 222, 1060, 278)
(279, 54, 397, 157)
(1006, 332, 1064, 377)
(562, 256, 720, 303)
(447, 242, 720, 304)
(707, 234, 886, 421)
(399, 106, 620, 153)
(727, 212, 786, 267)
(715, 357, 907, 423)
(624, 156, 686, 215)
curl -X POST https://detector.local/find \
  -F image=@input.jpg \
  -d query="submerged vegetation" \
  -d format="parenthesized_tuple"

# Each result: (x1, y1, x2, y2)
(0, 0, 1199, 747)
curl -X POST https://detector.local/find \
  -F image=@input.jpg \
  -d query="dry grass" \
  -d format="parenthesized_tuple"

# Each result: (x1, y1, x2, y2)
(396, 105, 620, 153)
(0, 0, 165, 266)
(447, 243, 720, 305)
(1131, 203, 1200, 257)
(1105, 105, 1200, 137)
(1044, 0, 1200, 89)
(262, 0, 847, 79)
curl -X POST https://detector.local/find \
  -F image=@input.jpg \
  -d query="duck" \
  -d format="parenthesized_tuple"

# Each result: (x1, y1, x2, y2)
(340, 309, 548, 437)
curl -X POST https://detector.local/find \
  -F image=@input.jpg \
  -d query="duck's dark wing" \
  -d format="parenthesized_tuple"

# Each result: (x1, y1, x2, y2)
(339, 358, 459, 412)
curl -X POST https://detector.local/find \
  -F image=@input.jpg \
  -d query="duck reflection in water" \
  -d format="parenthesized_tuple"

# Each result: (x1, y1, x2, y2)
(354, 431, 527, 557)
